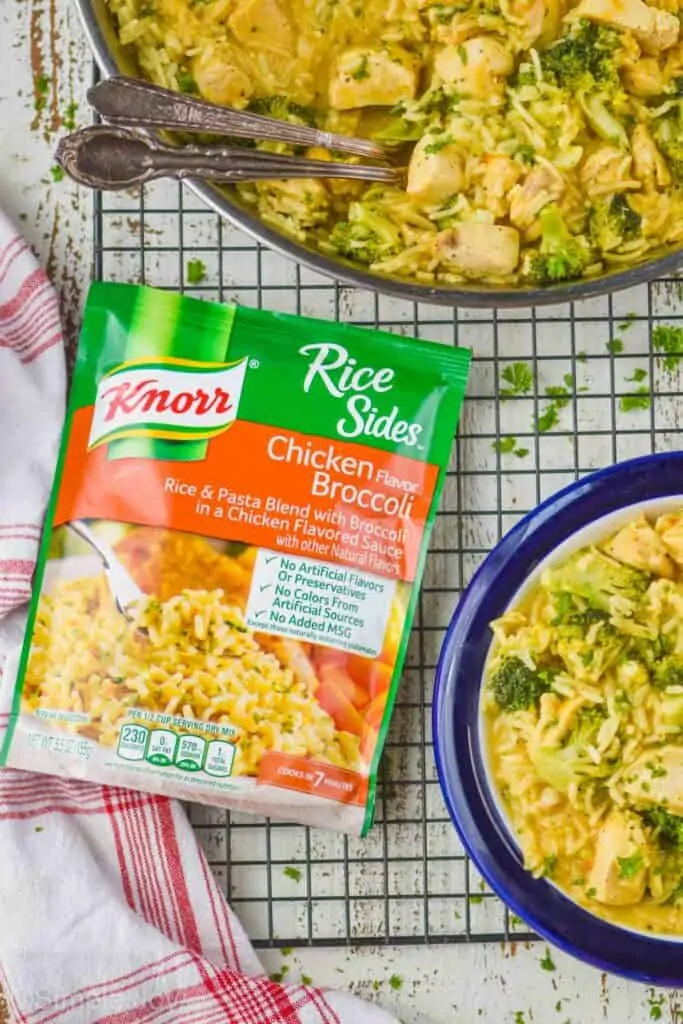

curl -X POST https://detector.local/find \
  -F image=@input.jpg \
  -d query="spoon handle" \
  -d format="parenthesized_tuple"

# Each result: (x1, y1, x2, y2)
(67, 520, 146, 618)
(68, 519, 112, 566)
(88, 77, 387, 161)
(55, 126, 400, 190)
(152, 146, 399, 184)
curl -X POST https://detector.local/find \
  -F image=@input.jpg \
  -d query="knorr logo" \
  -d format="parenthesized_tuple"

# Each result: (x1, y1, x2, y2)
(88, 356, 248, 449)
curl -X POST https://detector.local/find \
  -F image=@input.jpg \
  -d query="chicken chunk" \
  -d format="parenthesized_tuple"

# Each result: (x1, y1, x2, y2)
(329, 47, 419, 110)
(621, 57, 667, 97)
(631, 123, 672, 190)
(476, 154, 522, 219)
(618, 746, 683, 814)
(602, 513, 675, 578)
(192, 48, 253, 107)
(587, 810, 649, 906)
(229, 0, 294, 53)
(579, 146, 637, 200)
(434, 37, 514, 98)
(256, 178, 329, 230)
(573, 0, 679, 54)
(508, 0, 562, 47)
(437, 222, 520, 277)
(656, 512, 683, 566)
(509, 165, 565, 232)
(406, 136, 465, 205)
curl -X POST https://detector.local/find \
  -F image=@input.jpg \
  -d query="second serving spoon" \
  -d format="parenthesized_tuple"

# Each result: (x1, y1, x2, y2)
(56, 125, 401, 191)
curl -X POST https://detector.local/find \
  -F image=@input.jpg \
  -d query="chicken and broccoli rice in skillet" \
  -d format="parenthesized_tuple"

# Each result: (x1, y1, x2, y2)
(484, 508, 683, 935)
(109, 0, 683, 285)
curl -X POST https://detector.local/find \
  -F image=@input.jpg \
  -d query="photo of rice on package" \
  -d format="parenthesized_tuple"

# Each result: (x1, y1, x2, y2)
(0, 283, 471, 834)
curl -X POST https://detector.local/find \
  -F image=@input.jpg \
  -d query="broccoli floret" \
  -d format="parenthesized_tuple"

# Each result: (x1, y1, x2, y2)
(526, 206, 592, 285)
(578, 91, 629, 147)
(247, 95, 318, 127)
(653, 654, 683, 690)
(651, 103, 683, 182)
(489, 656, 554, 711)
(539, 20, 620, 91)
(589, 194, 642, 252)
(328, 201, 402, 265)
(642, 807, 683, 850)
(553, 604, 624, 679)
(530, 707, 609, 792)
(544, 547, 649, 614)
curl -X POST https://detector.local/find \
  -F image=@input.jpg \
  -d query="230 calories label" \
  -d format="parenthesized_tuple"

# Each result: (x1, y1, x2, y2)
(245, 549, 396, 657)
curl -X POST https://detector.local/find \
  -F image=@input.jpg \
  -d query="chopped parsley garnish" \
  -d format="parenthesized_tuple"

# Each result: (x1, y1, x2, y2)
(424, 133, 454, 155)
(545, 384, 571, 409)
(536, 403, 560, 433)
(284, 865, 303, 882)
(457, 43, 468, 64)
(576, 351, 588, 362)
(541, 854, 557, 878)
(187, 259, 206, 284)
(63, 100, 78, 130)
(301, 974, 313, 986)
(500, 361, 533, 398)
(617, 852, 644, 879)
(619, 312, 637, 331)
(493, 436, 517, 454)
(606, 338, 624, 355)
(35, 73, 50, 111)
(177, 71, 198, 94)
(468, 893, 484, 904)
(389, 974, 403, 990)
(516, 144, 535, 164)
(648, 990, 665, 1020)
(50, 165, 65, 182)
(351, 55, 370, 80)
(492, 436, 528, 458)
(540, 948, 556, 971)
(652, 323, 683, 372)
(626, 367, 648, 382)
(586, 887, 597, 898)
(620, 387, 650, 412)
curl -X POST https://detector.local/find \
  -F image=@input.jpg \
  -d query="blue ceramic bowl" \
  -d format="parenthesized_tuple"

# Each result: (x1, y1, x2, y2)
(433, 452, 683, 985)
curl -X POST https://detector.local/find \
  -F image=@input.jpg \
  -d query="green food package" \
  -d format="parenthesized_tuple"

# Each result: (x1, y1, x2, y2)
(1, 283, 471, 835)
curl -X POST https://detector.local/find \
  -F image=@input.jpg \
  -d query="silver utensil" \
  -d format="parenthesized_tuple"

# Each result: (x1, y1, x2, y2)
(88, 77, 387, 161)
(68, 520, 145, 624)
(56, 125, 401, 191)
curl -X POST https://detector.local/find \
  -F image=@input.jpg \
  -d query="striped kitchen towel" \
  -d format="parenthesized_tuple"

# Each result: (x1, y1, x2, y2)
(0, 209, 399, 1024)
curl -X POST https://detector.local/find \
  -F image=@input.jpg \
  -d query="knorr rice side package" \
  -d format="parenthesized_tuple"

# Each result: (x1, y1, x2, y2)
(1, 283, 471, 834)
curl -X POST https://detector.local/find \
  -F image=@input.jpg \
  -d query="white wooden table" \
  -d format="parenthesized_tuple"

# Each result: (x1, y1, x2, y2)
(2, 1, 683, 1019)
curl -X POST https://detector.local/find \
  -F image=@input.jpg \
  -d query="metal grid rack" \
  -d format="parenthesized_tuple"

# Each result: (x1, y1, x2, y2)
(94, 178, 683, 949)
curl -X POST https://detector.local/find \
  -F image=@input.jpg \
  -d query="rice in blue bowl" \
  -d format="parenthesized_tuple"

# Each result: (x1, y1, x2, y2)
(433, 451, 683, 984)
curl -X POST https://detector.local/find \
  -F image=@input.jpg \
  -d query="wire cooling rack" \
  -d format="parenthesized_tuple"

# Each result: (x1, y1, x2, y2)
(94, 178, 683, 949)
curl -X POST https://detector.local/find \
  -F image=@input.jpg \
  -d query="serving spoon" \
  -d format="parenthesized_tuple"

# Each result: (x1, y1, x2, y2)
(87, 76, 388, 161)
(55, 125, 401, 191)
(68, 520, 146, 624)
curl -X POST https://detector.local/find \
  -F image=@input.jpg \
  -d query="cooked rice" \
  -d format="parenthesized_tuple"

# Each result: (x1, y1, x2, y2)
(24, 578, 360, 775)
